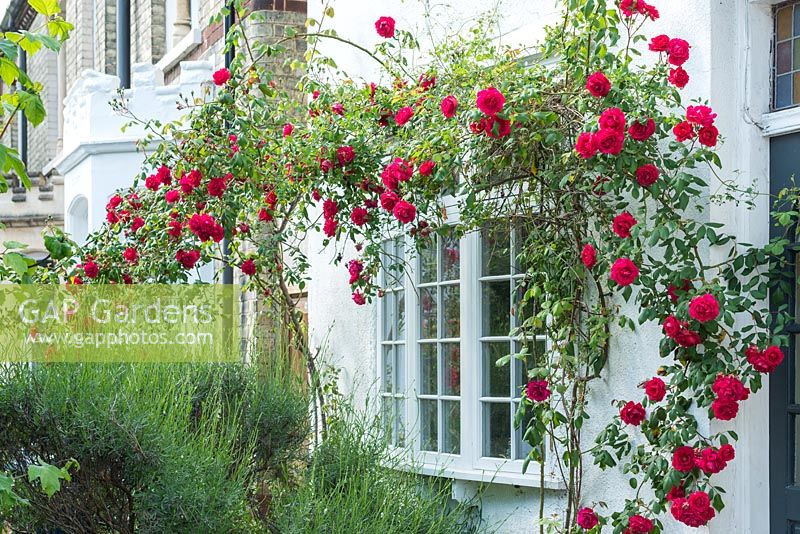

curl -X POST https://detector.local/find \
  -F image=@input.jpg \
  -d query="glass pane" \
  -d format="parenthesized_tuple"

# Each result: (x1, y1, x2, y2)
(441, 234, 460, 281)
(443, 400, 460, 454)
(779, 6, 794, 41)
(395, 397, 405, 447)
(396, 290, 406, 339)
(515, 401, 534, 460)
(483, 402, 511, 458)
(382, 292, 395, 341)
(795, 6, 800, 37)
(482, 281, 511, 336)
(482, 224, 511, 276)
(420, 399, 438, 451)
(443, 343, 461, 396)
(442, 285, 460, 338)
(779, 40, 793, 75)
(483, 342, 511, 397)
(513, 281, 536, 332)
(513, 221, 531, 274)
(395, 237, 405, 263)
(513, 357, 529, 396)
(794, 38, 800, 70)
(777, 74, 793, 109)
(381, 396, 393, 440)
(420, 343, 438, 395)
(382, 345, 393, 392)
(420, 287, 438, 339)
(794, 71, 800, 105)
(395, 344, 405, 392)
(419, 241, 437, 284)
(516, 338, 547, 370)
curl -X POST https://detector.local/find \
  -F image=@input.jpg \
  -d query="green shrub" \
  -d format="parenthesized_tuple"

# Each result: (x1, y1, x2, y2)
(0, 359, 308, 533)
(271, 408, 483, 534)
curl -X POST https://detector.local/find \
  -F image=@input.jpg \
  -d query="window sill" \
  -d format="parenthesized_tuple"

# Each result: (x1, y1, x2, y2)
(155, 28, 203, 74)
(761, 106, 800, 137)
(415, 462, 565, 490)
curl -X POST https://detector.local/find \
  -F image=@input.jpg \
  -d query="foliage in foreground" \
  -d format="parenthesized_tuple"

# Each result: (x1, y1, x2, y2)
(0, 360, 308, 533)
(271, 408, 482, 534)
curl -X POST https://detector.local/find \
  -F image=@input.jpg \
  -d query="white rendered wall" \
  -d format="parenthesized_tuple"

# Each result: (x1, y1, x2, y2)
(306, 1, 775, 532)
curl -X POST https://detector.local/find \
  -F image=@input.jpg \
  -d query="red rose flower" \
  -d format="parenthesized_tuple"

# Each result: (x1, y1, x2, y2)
(130, 217, 145, 233)
(419, 160, 435, 176)
(698, 125, 719, 147)
(323, 199, 338, 220)
(635, 164, 659, 187)
(350, 207, 369, 226)
(207, 177, 227, 198)
(157, 165, 171, 185)
(375, 16, 395, 38)
(418, 73, 436, 90)
(610, 257, 639, 286)
(176, 249, 201, 270)
(673, 121, 695, 142)
(594, 128, 625, 155)
(331, 102, 344, 115)
(123, 247, 139, 265)
(575, 132, 598, 159)
(188, 213, 224, 242)
(627, 515, 654, 534)
(712, 398, 739, 421)
(712, 374, 750, 401)
(668, 279, 692, 303)
(719, 444, 735, 461)
(83, 260, 99, 279)
(671, 490, 716, 527)
(258, 208, 273, 222)
(628, 118, 655, 141)
(212, 68, 231, 86)
(485, 116, 511, 138)
(697, 447, 728, 474)
(649, 34, 670, 52)
(348, 259, 364, 284)
(612, 211, 637, 238)
(337, 145, 355, 166)
(352, 290, 367, 305)
(581, 243, 597, 269)
(145, 174, 160, 191)
(381, 158, 414, 190)
(577, 507, 599, 530)
(620, 401, 646, 426)
(586, 71, 611, 97)
(470, 118, 487, 134)
(167, 220, 182, 238)
(672, 446, 695, 472)
(283, 123, 294, 137)
(526, 380, 551, 402)
(107, 195, 123, 210)
(667, 38, 691, 66)
(666, 485, 685, 502)
(764, 345, 785, 371)
(440, 95, 458, 118)
(323, 218, 337, 237)
(476, 86, 505, 116)
(644, 377, 666, 402)
(598, 107, 626, 132)
(165, 189, 181, 203)
(380, 190, 400, 212)
(688, 293, 719, 323)
(393, 200, 417, 224)
(686, 105, 717, 127)
(179, 169, 202, 194)
(669, 66, 690, 88)
(663, 315, 681, 338)
(395, 106, 414, 126)
(240, 259, 256, 276)
(674, 328, 701, 348)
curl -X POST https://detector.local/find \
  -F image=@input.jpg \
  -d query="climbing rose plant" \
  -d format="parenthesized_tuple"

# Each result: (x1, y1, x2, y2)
(8, 0, 798, 531)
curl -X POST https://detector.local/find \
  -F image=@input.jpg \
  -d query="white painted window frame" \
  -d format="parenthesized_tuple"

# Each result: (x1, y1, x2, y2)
(376, 197, 561, 488)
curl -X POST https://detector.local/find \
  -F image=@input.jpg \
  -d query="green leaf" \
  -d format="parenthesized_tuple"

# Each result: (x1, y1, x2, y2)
(44, 235, 71, 259)
(3, 252, 29, 276)
(28, 0, 61, 17)
(0, 57, 19, 85)
(18, 89, 46, 126)
(3, 240, 28, 250)
(27, 460, 74, 498)
(284, 26, 297, 38)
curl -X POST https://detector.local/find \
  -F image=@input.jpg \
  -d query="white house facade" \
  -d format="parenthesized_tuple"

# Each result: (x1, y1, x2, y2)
(1, 0, 798, 532)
